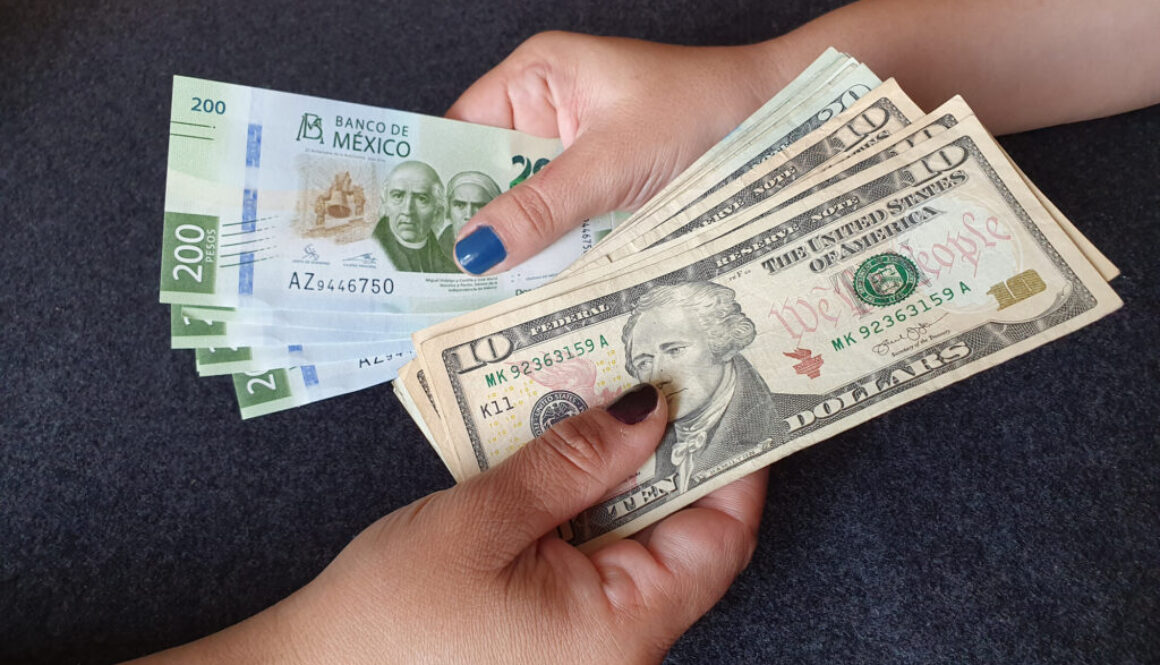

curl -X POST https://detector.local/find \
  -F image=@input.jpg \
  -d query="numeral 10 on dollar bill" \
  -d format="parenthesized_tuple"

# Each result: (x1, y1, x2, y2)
(987, 269, 1047, 309)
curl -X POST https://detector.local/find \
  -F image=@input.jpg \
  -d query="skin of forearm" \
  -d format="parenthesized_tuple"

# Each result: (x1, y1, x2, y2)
(759, 0, 1160, 134)
(120, 603, 306, 665)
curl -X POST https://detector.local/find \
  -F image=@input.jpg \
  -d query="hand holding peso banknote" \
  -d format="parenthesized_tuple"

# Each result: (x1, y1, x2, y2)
(161, 76, 619, 314)
(161, 77, 621, 415)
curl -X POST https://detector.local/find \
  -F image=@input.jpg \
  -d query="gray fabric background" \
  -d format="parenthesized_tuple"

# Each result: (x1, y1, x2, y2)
(2, 1, 1157, 663)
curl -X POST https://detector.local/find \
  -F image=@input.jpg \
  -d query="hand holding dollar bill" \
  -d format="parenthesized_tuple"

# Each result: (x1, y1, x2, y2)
(393, 51, 1120, 550)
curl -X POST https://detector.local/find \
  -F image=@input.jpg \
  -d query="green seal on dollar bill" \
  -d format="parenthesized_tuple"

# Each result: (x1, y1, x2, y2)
(530, 390, 588, 437)
(853, 253, 920, 307)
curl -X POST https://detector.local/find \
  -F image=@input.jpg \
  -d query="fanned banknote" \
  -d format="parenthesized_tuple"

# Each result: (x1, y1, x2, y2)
(234, 349, 414, 419)
(196, 339, 414, 377)
(561, 54, 884, 276)
(169, 306, 401, 349)
(403, 112, 1120, 550)
(160, 76, 618, 415)
(161, 76, 619, 314)
(179, 305, 457, 334)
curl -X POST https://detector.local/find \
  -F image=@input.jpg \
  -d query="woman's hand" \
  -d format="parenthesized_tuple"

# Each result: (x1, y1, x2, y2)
(447, 31, 784, 274)
(131, 384, 769, 665)
(446, 4, 1160, 276)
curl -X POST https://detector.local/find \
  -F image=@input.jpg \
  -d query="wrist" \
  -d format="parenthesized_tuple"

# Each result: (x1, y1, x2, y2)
(740, 37, 797, 105)
(121, 602, 306, 665)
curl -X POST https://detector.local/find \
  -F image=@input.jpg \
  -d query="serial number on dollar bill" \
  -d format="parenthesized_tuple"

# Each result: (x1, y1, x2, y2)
(832, 281, 972, 352)
(286, 272, 396, 295)
(488, 334, 613, 385)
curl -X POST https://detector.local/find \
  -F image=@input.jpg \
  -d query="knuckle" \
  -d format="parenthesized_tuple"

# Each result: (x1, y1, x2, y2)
(506, 177, 562, 243)
(633, 633, 679, 664)
(451, 479, 533, 569)
(504, 33, 566, 85)
(536, 415, 611, 489)
(725, 516, 759, 574)
(522, 30, 572, 51)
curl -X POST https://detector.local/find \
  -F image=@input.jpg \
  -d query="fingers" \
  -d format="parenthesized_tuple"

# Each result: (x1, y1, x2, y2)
(446, 55, 562, 138)
(590, 468, 770, 637)
(445, 73, 517, 129)
(452, 130, 643, 275)
(446, 32, 665, 274)
(687, 465, 770, 536)
(453, 384, 668, 563)
(446, 31, 581, 138)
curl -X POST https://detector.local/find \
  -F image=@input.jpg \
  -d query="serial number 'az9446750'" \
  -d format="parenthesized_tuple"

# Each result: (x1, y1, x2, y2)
(287, 272, 395, 295)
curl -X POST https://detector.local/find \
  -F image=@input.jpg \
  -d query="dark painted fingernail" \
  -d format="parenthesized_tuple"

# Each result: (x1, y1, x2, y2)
(455, 226, 506, 275)
(606, 384, 659, 425)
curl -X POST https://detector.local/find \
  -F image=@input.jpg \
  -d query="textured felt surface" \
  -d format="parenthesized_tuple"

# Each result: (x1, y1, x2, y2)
(2, 1, 1158, 663)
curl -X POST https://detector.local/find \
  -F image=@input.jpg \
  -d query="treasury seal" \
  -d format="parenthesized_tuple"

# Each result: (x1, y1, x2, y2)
(853, 252, 920, 307)
(530, 390, 588, 438)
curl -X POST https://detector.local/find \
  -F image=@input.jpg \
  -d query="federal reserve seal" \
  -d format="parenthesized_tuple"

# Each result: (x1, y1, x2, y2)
(853, 253, 920, 307)
(529, 390, 588, 438)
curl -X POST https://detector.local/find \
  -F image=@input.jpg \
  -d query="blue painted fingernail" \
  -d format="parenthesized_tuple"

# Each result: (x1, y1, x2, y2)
(455, 226, 506, 275)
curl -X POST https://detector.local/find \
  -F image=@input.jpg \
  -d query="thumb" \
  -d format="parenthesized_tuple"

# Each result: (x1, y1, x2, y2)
(453, 131, 644, 274)
(454, 383, 667, 561)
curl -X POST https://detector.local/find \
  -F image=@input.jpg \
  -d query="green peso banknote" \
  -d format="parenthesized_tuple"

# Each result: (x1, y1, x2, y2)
(160, 76, 617, 314)
(178, 306, 454, 331)
(234, 349, 414, 419)
(197, 339, 414, 376)
(169, 306, 401, 349)
(416, 118, 1120, 550)
(180, 305, 457, 333)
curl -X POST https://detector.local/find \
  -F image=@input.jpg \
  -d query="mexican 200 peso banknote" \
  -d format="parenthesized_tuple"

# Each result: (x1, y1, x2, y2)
(160, 76, 617, 314)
